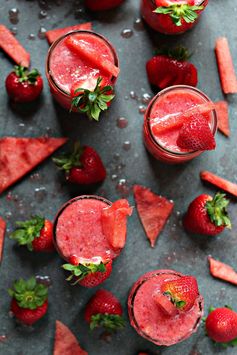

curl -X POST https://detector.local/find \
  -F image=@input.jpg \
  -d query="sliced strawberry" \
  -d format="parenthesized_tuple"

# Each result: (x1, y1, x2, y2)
(208, 256, 237, 286)
(101, 200, 133, 250)
(0, 217, 6, 264)
(133, 185, 174, 247)
(177, 114, 216, 151)
(45, 22, 92, 44)
(54, 320, 88, 355)
(0, 25, 30, 67)
(153, 292, 178, 316)
(65, 34, 119, 78)
(215, 37, 237, 94)
(215, 101, 230, 137)
(0, 137, 67, 195)
(200, 171, 237, 198)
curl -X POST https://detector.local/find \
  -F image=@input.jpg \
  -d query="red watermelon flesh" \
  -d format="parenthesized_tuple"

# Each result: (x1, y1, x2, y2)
(0, 217, 6, 264)
(46, 22, 92, 45)
(208, 256, 237, 286)
(215, 101, 230, 137)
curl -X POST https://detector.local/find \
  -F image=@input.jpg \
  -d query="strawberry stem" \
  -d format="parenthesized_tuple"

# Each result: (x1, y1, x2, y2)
(205, 193, 231, 229)
(14, 65, 40, 84)
(62, 262, 106, 285)
(90, 314, 125, 332)
(154, 4, 204, 26)
(155, 46, 191, 61)
(52, 141, 83, 173)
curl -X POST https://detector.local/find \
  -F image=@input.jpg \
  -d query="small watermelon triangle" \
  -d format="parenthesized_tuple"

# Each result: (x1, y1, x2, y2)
(215, 101, 230, 137)
(0, 217, 6, 264)
(46, 22, 92, 45)
(133, 185, 174, 247)
(0, 137, 67, 194)
(53, 320, 88, 355)
(208, 256, 237, 286)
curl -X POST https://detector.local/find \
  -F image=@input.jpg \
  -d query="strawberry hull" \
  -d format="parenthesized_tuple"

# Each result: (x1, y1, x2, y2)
(128, 270, 204, 346)
(141, 0, 208, 35)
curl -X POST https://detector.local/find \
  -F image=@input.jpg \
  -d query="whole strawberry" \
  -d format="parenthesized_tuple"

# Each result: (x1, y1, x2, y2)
(84, 289, 125, 331)
(10, 216, 55, 252)
(205, 307, 237, 345)
(5, 65, 43, 103)
(146, 47, 198, 89)
(85, 0, 125, 11)
(183, 193, 231, 236)
(161, 275, 199, 311)
(8, 277, 48, 325)
(62, 258, 113, 288)
(53, 141, 106, 185)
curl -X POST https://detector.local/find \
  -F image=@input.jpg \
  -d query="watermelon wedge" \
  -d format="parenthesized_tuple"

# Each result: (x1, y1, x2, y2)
(0, 217, 6, 264)
(153, 292, 178, 316)
(200, 171, 237, 198)
(208, 256, 237, 286)
(46, 22, 92, 45)
(0, 137, 67, 194)
(0, 25, 30, 67)
(151, 102, 215, 136)
(53, 320, 88, 355)
(133, 185, 174, 247)
(65, 35, 120, 78)
(215, 101, 230, 137)
(215, 37, 237, 94)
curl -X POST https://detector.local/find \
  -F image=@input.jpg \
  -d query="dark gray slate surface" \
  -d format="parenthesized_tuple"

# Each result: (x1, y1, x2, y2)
(0, 0, 237, 354)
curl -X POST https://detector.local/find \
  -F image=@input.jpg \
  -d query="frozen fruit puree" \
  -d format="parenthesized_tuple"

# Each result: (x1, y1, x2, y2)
(128, 270, 204, 346)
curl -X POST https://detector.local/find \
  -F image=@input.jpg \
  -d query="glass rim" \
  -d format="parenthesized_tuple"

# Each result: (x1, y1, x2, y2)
(145, 85, 217, 157)
(45, 29, 119, 97)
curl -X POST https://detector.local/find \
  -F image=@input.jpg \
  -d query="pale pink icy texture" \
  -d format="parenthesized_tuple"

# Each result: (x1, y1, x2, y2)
(55, 198, 119, 261)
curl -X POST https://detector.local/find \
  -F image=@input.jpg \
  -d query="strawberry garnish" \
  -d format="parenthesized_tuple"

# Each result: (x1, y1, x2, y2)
(84, 289, 125, 332)
(183, 193, 231, 236)
(176, 114, 216, 151)
(205, 307, 237, 345)
(10, 216, 54, 252)
(215, 101, 230, 137)
(53, 141, 106, 185)
(200, 171, 237, 198)
(208, 256, 237, 286)
(0, 217, 6, 264)
(101, 199, 133, 250)
(62, 259, 112, 288)
(8, 277, 48, 325)
(161, 276, 199, 312)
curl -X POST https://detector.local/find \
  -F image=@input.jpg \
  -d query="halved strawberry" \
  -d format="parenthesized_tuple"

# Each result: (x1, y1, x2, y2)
(215, 101, 230, 137)
(161, 276, 199, 312)
(101, 199, 133, 250)
(45, 22, 92, 44)
(133, 185, 174, 247)
(200, 171, 237, 198)
(153, 292, 178, 316)
(176, 114, 216, 151)
(65, 34, 119, 78)
(208, 256, 237, 286)
(215, 37, 237, 94)
(0, 217, 6, 264)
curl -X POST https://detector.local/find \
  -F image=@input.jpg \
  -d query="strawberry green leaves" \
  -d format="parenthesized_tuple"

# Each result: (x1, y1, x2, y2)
(90, 314, 125, 332)
(154, 4, 204, 26)
(14, 65, 41, 84)
(205, 193, 231, 229)
(52, 141, 83, 173)
(62, 262, 106, 285)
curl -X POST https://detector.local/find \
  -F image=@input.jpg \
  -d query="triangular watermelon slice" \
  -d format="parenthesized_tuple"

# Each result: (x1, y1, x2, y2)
(208, 256, 237, 286)
(0, 217, 6, 264)
(133, 185, 174, 247)
(0, 137, 67, 194)
(215, 101, 230, 137)
(46, 22, 92, 45)
(0, 25, 30, 67)
(53, 320, 88, 355)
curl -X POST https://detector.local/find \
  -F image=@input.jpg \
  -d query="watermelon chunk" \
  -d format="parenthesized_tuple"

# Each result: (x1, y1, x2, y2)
(101, 199, 133, 250)
(65, 35, 120, 78)
(46, 22, 92, 45)
(215, 37, 237, 94)
(153, 292, 178, 316)
(200, 171, 237, 198)
(0, 217, 6, 264)
(215, 101, 230, 137)
(208, 256, 237, 286)
(0, 137, 67, 194)
(0, 25, 30, 67)
(133, 185, 174, 247)
(53, 320, 88, 355)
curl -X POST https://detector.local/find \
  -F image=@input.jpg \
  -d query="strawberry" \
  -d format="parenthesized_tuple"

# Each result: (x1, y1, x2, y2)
(183, 193, 231, 236)
(208, 256, 237, 286)
(205, 307, 237, 345)
(84, 289, 125, 331)
(200, 171, 237, 198)
(133, 185, 174, 247)
(101, 199, 133, 250)
(10, 216, 55, 252)
(5, 65, 43, 103)
(62, 259, 113, 288)
(215, 101, 230, 137)
(85, 0, 125, 11)
(53, 141, 106, 185)
(176, 114, 216, 151)
(146, 47, 198, 89)
(161, 276, 199, 312)
(8, 277, 48, 325)
(70, 76, 115, 120)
